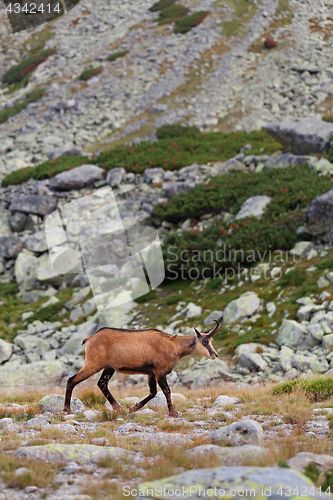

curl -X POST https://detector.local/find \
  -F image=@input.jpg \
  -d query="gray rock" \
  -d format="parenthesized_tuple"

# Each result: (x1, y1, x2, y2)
(264, 117, 333, 154)
(223, 292, 260, 324)
(39, 394, 85, 413)
(297, 304, 323, 321)
(135, 466, 323, 499)
(266, 302, 276, 314)
(204, 311, 223, 326)
(215, 395, 240, 406)
(0, 361, 64, 387)
(0, 417, 12, 429)
(9, 195, 57, 216)
(14, 250, 38, 286)
(184, 445, 267, 465)
(14, 444, 136, 464)
(211, 419, 263, 446)
(185, 302, 202, 319)
(24, 230, 48, 253)
(323, 334, 333, 350)
(60, 318, 97, 355)
(14, 334, 50, 355)
(235, 196, 271, 220)
(143, 168, 165, 183)
(83, 410, 99, 422)
(238, 352, 268, 372)
(314, 158, 333, 175)
(49, 165, 104, 191)
(48, 145, 83, 160)
(162, 182, 192, 197)
(276, 319, 319, 350)
(148, 391, 186, 409)
(265, 153, 314, 169)
(304, 188, 333, 243)
(0, 235, 23, 259)
(151, 104, 167, 114)
(9, 212, 27, 232)
(106, 167, 126, 187)
(0, 339, 13, 364)
(287, 452, 333, 474)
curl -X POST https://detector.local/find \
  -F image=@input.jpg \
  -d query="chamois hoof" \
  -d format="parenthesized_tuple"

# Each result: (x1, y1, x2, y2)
(63, 408, 73, 414)
(169, 410, 180, 418)
(129, 404, 140, 413)
(113, 405, 125, 413)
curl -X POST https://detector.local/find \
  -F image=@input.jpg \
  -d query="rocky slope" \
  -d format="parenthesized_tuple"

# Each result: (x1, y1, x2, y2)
(1, 0, 333, 180)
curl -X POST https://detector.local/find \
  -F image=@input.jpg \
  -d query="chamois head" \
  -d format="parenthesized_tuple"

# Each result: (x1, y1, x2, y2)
(193, 319, 223, 360)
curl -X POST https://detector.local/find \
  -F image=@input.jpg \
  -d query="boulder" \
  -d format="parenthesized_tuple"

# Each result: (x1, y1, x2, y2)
(215, 395, 240, 406)
(238, 352, 268, 372)
(297, 304, 323, 321)
(14, 444, 136, 464)
(106, 167, 126, 187)
(185, 302, 202, 319)
(9, 195, 57, 216)
(14, 335, 50, 356)
(303, 189, 333, 243)
(276, 319, 319, 350)
(49, 165, 104, 191)
(0, 339, 12, 364)
(223, 292, 260, 324)
(0, 235, 23, 259)
(47, 145, 83, 160)
(184, 445, 267, 466)
(0, 360, 64, 387)
(263, 117, 333, 154)
(162, 182, 192, 197)
(39, 394, 85, 413)
(204, 311, 223, 326)
(287, 452, 333, 474)
(313, 158, 333, 175)
(211, 419, 263, 446)
(24, 230, 48, 253)
(143, 168, 165, 183)
(180, 358, 240, 386)
(265, 153, 315, 169)
(14, 250, 38, 286)
(148, 391, 186, 409)
(235, 196, 271, 220)
(135, 466, 321, 500)
(60, 319, 97, 355)
(9, 212, 27, 232)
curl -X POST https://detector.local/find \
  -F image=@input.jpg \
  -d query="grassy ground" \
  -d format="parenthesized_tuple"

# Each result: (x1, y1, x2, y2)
(0, 380, 333, 498)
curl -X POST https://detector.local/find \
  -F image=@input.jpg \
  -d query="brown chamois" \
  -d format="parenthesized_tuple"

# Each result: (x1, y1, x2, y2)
(64, 319, 223, 417)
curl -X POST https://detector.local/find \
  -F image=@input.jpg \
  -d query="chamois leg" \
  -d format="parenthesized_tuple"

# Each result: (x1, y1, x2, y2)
(157, 374, 179, 418)
(64, 365, 99, 413)
(97, 367, 122, 411)
(129, 374, 157, 413)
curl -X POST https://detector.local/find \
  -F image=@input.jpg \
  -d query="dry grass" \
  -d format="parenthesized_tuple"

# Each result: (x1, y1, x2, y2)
(0, 455, 60, 489)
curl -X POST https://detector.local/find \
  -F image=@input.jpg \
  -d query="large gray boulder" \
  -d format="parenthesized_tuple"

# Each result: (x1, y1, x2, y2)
(180, 358, 240, 386)
(9, 195, 57, 216)
(0, 339, 12, 364)
(303, 189, 333, 243)
(211, 419, 263, 446)
(265, 153, 316, 169)
(276, 319, 319, 350)
(0, 360, 64, 387)
(14, 250, 38, 286)
(106, 167, 126, 187)
(49, 164, 104, 191)
(223, 292, 260, 324)
(14, 444, 136, 464)
(39, 394, 85, 413)
(235, 196, 271, 220)
(287, 452, 333, 474)
(263, 117, 333, 154)
(136, 466, 320, 499)
(162, 181, 192, 197)
(0, 235, 23, 259)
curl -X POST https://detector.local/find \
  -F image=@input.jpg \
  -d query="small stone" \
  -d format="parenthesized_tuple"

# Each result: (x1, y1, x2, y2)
(0, 418, 12, 429)
(15, 467, 32, 477)
(215, 395, 240, 406)
(211, 419, 263, 446)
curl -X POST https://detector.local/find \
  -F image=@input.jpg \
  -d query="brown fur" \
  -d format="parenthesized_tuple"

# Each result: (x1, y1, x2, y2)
(64, 321, 222, 417)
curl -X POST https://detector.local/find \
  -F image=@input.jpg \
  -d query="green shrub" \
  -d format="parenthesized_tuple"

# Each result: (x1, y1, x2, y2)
(30, 301, 65, 323)
(317, 258, 333, 270)
(322, 472, 333, 492)
(156, 4, 189, 24)
(279, 268, 307, 287)
(107, 50, 129, 62)
(134, 290, 157, 304)
(273, 377, 333, 401)
(0, 87, 44, 125)
(0, 283, 19, 298)
(81, 391, 105, 407)
(174, 11, 209, 33)
(278, 460, 290, 468)
(79, 67, 103, 81)
(97, 130, 283, 175)
(2, 155, 88, 187)
(153, 164, 332, 223)
(3, 49, 55, 85)
(156, 124, 200, 139)
(149, 0, 176, 11)
(304, 462, 320, 483)
(165, 294, 180, 305)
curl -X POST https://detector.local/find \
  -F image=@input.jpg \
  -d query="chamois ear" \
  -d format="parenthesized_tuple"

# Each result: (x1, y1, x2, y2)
(193, 326, 202, 339)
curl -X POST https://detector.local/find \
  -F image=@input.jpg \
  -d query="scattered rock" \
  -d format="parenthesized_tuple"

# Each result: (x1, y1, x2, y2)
(304, 189, 333, 243)
(9, 195, 57, 216)
(215, 395, 240, 406)
(39, 394, 85, 413)
(223, 292, 260, 324)
(210, 419, 263, 446)
(49, 165, 104, 191)
(235, 195, 271, 220)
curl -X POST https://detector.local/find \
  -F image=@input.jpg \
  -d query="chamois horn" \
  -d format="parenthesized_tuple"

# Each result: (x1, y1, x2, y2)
(204, 319, 223, 338)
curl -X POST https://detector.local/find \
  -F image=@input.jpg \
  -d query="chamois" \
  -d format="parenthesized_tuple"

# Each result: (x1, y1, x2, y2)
(64, 319, 223, 417)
